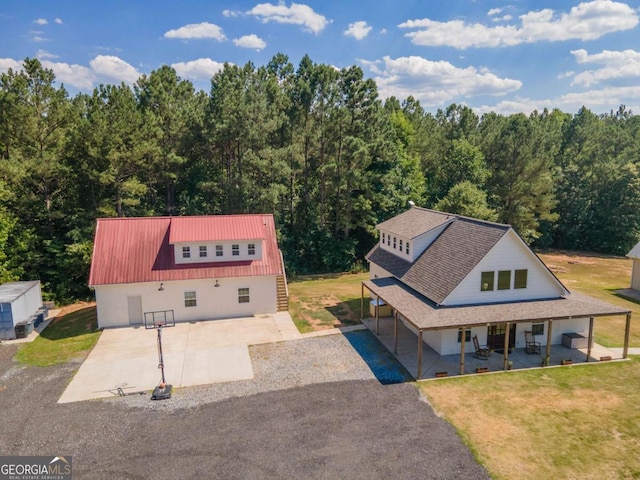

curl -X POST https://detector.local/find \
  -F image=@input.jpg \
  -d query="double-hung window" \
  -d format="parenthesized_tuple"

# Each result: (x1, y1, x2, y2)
(182, 246, 191, 259)
(232, 244, 240, 256)
(238, 288, 250, 303)
(248, 243, 256, 255)
(199, 246, 207, 258)
(184, 291, 197, 307)
(216, 245, 223, 257)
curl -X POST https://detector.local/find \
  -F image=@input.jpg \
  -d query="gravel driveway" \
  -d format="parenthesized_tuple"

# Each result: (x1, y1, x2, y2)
(0, 331, 489, 480)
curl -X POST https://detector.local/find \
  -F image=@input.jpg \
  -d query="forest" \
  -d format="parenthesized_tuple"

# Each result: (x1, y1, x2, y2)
(1, 55, 640, 302)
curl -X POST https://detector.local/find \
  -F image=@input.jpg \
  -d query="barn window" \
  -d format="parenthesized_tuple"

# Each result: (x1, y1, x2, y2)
(406, 242, 410, 255)
(248, 243, 256, 255)
(238, 288, 250, 304)
(481, 271, 494, 291)
(182, 246, 191, 259)
(216, 245, 223, 257)
(232, 244, 240, 256)
(199, 246, 207, 258)
(184, 291, 197, 307)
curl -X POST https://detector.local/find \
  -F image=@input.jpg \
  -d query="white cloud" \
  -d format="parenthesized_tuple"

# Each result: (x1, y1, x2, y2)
(32, 35, 47, 43)
(359, 55, 522, 107)
(54, 18, 63, 25)
(488, 8, 502, 16)
(222, 9, 239, 18)
(34, 18, 48, 25)
(36, 49, 59, 59)
(41, 60, 95, 89)
(89, 55, 141, 83)
(380, 28, 387, 34)
(247, 2, 330, 34)
(164, 22, 226, 41)
(344, 21, 372, 40)
(0, 58, 23, 73)
(233, 34, 266, 50)
(399, 1, 638, 49)
(570, 49, 640, 87)
(171, 58, 226, 80)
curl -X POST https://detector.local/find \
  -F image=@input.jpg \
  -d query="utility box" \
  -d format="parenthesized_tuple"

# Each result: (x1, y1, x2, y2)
(0, 281, 44, 340)
(370, 298, 391, 318)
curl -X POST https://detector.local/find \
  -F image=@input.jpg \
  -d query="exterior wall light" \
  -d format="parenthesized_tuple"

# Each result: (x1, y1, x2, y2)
(158, 283, 165, 291)
(214, 280, 220, 287)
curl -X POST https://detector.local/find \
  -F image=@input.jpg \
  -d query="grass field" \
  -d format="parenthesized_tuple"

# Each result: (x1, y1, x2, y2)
(419, 358, 640, 480)
(15, 305, 101, 367)
(288, 273, 368, 333)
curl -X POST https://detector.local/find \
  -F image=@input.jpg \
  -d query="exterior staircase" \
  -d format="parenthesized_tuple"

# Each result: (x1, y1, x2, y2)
(276, 275, 289, 311)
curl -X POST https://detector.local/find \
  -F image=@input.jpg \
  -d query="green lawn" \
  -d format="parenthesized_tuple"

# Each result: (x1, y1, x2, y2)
(419, 358, 640, 480)
(288, 273, 368, 333)
(15, 306, 102, 367)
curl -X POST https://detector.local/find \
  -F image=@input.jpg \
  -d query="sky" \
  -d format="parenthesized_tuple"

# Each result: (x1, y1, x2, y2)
(1, 0, 640, 115)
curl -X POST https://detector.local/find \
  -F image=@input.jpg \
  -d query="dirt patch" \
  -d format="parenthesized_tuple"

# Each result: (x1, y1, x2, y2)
(55, 301, 96, 318)
(294, 295, 360, 331)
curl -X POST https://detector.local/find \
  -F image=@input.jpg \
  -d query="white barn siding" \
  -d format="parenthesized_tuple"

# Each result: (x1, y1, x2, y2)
(95, 276, 277, 328)
(443, 230, 566, 306)
(410, 222, 452, 262)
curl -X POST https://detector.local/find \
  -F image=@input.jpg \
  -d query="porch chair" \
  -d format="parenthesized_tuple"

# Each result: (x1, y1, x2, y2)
(472, 335, 491, 359)
(525, 330, 541, 354)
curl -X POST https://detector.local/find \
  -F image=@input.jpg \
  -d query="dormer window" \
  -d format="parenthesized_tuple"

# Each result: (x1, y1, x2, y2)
(199, 246, 207, 258)
(382, 232, 385, 244)
(406, 242, 410, 255)
(387, 235, 390, 246)
(399, 239, 403, 252)
(182, 246, 191, 259)
(393, 237, 397, 249)
(216, 245, 223, 257)
(248, 243, 256, 255)
(232, 244, 240, 256)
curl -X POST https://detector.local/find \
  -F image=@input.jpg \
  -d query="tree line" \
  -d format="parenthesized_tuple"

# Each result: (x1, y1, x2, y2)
(1, 55, 639, 302)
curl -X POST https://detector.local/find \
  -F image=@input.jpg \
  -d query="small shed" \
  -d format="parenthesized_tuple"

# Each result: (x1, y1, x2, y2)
(627, 242, 640, 290)
(0, 281, 43, 340)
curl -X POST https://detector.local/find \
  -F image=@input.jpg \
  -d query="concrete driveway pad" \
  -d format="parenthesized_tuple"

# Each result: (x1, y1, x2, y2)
(59, 314, 300, 403)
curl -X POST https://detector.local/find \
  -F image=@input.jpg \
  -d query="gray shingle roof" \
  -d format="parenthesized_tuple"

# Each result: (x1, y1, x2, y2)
(363, 277, 630, 330)
(376, 207, 453, 239)
(368, 216, 509, 305)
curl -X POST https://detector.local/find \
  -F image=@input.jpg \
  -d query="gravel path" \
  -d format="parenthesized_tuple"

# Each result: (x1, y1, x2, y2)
(0, 330, 489, 480)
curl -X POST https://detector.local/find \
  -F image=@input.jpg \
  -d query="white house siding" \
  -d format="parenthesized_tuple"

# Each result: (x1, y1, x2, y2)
(94, 275, 277, 328)
(174, 240, 262, 265)
(632, 259, 640, 290)
(410, 222, 452, 262)
(443, 230, 566, 306)
(369, 263, 393, 281)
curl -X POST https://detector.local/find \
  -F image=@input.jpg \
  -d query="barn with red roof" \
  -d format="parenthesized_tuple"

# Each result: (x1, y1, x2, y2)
(89, 214, 288, 328)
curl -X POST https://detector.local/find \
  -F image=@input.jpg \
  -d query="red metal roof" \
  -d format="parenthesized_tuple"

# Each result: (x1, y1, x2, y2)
(88, 215, 283, 286)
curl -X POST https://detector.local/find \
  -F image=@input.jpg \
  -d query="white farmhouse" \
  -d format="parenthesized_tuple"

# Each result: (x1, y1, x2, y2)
(89, 214, 288, 329)
(364, 207, 632, 377)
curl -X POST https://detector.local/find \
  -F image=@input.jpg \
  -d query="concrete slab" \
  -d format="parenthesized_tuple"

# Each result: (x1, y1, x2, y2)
(59, 313, 297, 403)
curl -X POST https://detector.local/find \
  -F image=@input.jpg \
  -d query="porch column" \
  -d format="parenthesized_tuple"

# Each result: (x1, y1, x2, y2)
(544, 320, 553, 366)
(623, 313, 631, 359)
(393, 310, 399, 354)
(375, 295, 380, 335)
(417, 330, 423, 380)
(503, 322, 510, 370)
(360, 284, 364, 321)
(586, 317, 594, 362)
(459, 326, 466, 375)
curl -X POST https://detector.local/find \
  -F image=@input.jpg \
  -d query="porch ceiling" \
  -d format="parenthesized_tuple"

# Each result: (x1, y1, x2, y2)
(363, 277, 630, 331)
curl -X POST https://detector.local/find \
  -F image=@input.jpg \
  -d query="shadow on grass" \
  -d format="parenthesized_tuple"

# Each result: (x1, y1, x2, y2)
(40, 306, 100, 341)
(324, 298, 362, 326)
(342, 330, 412, 385)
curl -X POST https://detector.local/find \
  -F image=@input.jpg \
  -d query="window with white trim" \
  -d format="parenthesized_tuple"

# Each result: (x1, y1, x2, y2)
(216, 245, 223, 257)
(382, 232, 385, 244)
(184, 291, 197, 307)
(393, 237, 397, 249)
(238, 288, 250, 303)
(199, 246, 207, 258)
(532, 323, 544, 336)
(406, 242, 410, 255)
(182, 246, 191, 259)
(399, 239, 403, 252)
(515, 269, 528, 289)
(232, 244, 239, 256)
(457, 329, 471, 343)
(248, 243, 256, 255)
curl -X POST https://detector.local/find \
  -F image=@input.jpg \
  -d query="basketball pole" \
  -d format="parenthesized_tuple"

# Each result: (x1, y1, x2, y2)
(157, 325, 167, 386)
(151, 322, 172, 400)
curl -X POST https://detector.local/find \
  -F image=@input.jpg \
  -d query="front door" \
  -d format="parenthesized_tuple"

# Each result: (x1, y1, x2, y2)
(127, 296, 143, 325)
(487, 323, 515, 353)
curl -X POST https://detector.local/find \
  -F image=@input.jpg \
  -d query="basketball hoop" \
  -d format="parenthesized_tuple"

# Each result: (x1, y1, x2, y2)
(144, 310, 175, 400)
